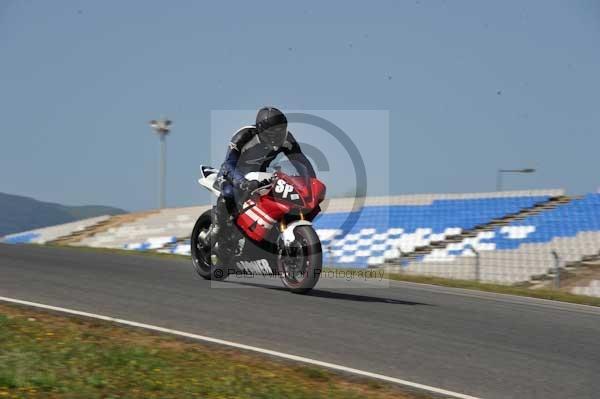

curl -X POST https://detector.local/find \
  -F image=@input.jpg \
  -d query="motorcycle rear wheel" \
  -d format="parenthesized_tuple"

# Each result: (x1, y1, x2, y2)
(190, 210, 229, 281)
(277, 225, 322, 294)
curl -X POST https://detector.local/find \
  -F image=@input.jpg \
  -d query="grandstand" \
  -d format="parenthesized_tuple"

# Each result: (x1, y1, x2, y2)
(3, 189, 600, 296)
(1, 215, 111, 245)
(401, 193, 600, 284)
(73, 205, 210, 250)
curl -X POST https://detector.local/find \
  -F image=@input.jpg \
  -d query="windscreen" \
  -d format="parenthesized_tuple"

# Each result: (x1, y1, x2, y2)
(268, 157, 312, 197)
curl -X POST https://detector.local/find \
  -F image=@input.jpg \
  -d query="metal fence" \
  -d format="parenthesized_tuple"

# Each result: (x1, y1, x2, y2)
(379, 247, 600, 289)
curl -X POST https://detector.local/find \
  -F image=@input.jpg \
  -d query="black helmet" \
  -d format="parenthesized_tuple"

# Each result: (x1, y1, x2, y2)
(256, 106, 288, 148)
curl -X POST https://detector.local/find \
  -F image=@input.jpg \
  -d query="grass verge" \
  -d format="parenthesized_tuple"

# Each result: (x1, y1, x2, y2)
(40, 243, 600, 307)
(0, 302, 430, 399)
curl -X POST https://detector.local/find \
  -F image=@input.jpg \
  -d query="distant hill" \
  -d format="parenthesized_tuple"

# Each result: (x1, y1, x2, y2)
(0, 192, 126, 236)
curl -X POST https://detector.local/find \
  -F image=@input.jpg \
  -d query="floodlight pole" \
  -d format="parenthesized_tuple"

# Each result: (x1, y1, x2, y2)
(496, 168, 536, 191)
(149, 118, 172, 209)
(159, 133, 166, 209)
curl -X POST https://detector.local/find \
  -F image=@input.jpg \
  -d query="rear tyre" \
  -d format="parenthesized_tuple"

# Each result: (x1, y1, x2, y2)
(190, 210, 229, 281)
(277, 225, 322, 294)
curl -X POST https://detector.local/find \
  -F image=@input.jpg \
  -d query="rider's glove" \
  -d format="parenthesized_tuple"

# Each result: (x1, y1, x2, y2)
(238, 179, 260, 194)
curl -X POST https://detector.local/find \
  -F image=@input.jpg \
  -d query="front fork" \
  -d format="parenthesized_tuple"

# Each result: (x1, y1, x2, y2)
(278, 220, 313, 275)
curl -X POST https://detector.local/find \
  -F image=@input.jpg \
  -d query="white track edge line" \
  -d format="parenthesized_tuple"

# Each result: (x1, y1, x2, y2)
(0, 296, 481, 399)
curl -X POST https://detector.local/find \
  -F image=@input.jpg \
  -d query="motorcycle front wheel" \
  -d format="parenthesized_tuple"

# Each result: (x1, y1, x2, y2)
(277, 225, 322, 294)
(190, 210, 229, 281)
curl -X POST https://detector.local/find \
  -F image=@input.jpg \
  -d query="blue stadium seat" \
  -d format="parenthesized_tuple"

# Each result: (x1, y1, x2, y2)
(315, 195, 552, 267)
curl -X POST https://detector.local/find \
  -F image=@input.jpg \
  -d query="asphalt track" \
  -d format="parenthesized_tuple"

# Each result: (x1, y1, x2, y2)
(0, 244, 599, 399)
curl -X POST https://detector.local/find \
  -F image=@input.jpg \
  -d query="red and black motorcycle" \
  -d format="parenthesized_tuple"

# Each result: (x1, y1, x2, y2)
(191, 165, 326, 294)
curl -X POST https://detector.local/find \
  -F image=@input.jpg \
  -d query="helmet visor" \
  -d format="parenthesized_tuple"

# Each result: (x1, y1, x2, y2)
(260, 124, 287, 147)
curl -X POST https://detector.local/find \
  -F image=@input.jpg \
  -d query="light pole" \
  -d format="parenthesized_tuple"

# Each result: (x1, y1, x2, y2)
(496, 168, 536, 191)
(149, 117, 172, 208)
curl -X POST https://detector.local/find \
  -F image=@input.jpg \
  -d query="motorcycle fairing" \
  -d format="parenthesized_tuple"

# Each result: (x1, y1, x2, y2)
(198, 165, 220, 196)
(236, 198, 284, 242)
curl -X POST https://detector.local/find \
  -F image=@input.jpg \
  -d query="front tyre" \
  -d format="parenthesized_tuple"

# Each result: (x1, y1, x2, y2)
(277, 225, 322, 294)
(190, 210, 228, 281)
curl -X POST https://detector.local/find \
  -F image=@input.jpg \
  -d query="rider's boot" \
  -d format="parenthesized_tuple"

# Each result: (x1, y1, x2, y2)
(208, 196, 234, 253)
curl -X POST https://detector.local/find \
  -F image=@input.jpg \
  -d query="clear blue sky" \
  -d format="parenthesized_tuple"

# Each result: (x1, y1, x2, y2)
(1, 0, 599, 211)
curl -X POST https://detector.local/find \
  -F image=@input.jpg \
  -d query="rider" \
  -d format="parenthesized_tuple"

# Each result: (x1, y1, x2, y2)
(210, 107, 316, 247)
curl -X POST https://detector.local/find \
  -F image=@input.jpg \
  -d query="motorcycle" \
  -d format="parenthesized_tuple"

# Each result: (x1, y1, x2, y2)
(191, 165, 326, 294)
